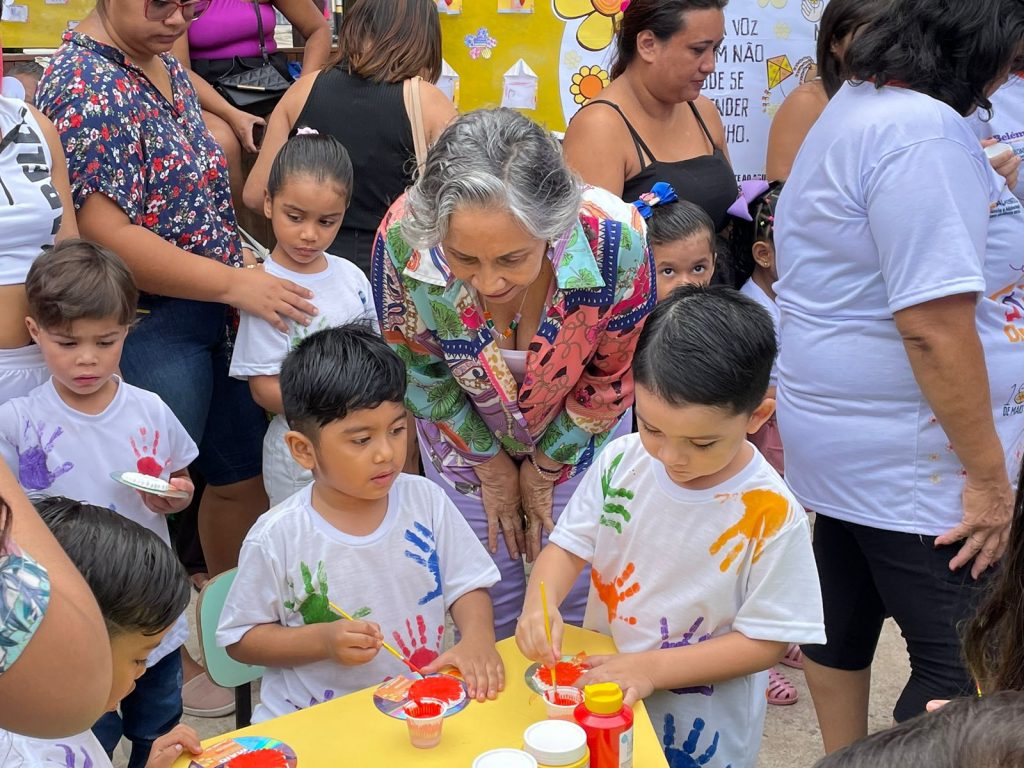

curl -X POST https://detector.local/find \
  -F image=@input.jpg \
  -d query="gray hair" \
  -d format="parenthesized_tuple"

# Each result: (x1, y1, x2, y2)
(401, 109, 583, 249)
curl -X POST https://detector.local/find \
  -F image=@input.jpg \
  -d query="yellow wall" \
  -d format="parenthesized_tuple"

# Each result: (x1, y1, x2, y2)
(1, 0, 92, 49)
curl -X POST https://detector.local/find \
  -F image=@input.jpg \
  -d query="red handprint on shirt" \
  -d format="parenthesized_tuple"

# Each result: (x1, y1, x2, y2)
(393, 614, 445, 668)
(130, 427, 171, 477)
(592, 562, 641, 625)
(709, 489, 789, 573)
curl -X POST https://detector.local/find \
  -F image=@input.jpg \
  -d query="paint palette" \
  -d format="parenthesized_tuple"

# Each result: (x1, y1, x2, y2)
(524, 653, 589, 695)
(373, 672, 469, 719)
(188, 736, 297, 768)
(110, 471, 189, 498)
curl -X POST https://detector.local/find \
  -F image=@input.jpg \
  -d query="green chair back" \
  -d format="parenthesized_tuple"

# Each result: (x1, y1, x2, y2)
(197, 568, 264, 689)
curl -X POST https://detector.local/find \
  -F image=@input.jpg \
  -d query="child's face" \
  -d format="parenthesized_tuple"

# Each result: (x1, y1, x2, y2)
(107, 626, 171, 710)
(654, 234, 715, 300)
(289, 401, 408, 505)
(265, 175, 348, 272)
(26, 315, 128, 408)
(635, 384, 772, 490)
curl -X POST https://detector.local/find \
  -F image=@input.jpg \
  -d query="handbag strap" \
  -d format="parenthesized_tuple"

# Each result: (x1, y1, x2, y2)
(252, 0, 270, 64)
(404, 76, 428, 173)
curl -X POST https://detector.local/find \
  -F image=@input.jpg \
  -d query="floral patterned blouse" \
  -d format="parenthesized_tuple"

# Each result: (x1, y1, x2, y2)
(0, 538, 50, 676)
(373, 185, 655, 487)
(36, 32, 241, 266)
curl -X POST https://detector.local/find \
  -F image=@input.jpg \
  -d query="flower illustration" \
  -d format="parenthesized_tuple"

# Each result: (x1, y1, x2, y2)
(554, 0, 622, 52)
(570, 65, 610, 104)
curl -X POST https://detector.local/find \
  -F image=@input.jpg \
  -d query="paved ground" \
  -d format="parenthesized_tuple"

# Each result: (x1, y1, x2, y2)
(112, 600, 910, 768)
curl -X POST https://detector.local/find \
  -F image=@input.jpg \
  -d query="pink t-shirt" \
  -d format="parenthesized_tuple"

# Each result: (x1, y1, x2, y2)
(187, 0, 278, 60)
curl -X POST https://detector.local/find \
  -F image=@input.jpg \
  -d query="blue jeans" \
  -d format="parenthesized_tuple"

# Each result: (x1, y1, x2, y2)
(93, 650, 183, 768)
(120, 296, 266, 486)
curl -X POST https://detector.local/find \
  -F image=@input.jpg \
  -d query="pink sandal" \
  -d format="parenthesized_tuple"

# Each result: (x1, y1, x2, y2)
(766, 668, 799, 706)
(780, 644, 804, 670)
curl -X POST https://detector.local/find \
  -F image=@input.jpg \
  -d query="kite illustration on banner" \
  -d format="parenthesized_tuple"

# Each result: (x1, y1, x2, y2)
(465, 28, 498, 59)
(498, 0, 534, 12)
(761, 54, 814, 116)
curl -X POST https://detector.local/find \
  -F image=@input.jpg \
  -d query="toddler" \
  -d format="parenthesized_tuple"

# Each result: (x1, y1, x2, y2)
(219, 324, 503, 722)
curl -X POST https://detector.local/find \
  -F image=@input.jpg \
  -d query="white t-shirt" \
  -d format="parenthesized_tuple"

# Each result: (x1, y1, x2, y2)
(229, 254, 377, 380)
(550, 434, 824, 768)
(970, 74, 1024, 201)
(217, 475, 501, 723)
(775, 83, 1010, 535)
(0, 729, 111, 768)
(739, 278, 780, 387)
(0, 378, 198, 664)
(0, 96, 63, 286)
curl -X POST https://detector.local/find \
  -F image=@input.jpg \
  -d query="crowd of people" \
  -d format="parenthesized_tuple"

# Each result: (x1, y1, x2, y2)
(2, 0, 1024, 766)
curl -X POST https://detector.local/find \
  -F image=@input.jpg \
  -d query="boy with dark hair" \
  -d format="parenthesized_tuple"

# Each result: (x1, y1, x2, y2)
(0, 498, 202, 767)
(0, 240, 198, 766)
(517, 286, 824, 768)
(218, 323, 503, 722)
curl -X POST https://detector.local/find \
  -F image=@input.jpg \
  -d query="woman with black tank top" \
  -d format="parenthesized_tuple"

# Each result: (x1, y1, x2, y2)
(243, 0, 457, 276)
(563, 0, 736, 233)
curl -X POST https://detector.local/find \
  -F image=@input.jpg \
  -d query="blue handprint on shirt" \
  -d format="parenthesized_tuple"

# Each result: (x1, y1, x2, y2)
(660, 616, 714, 695)
(14, 420, 73, 491)
(58, 744, 94, 768)
(663, 715, 729, 768)
(404, 522, 442, 605)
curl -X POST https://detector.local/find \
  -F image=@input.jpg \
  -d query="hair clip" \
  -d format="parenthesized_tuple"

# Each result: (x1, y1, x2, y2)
(295, 126, 319, 136)
(726, 179, 771, 221)
(632, 181, 678, 219)
(620, 0, 631, 11)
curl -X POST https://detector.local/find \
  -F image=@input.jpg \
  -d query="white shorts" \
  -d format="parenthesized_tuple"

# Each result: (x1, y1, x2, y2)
(0, 344, 48, 404)
(263, 413, 312, 507)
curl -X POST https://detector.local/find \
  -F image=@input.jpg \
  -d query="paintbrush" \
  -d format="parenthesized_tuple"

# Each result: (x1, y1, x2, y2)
(328, 600, 425, 678)
(540, 581, 557, 690)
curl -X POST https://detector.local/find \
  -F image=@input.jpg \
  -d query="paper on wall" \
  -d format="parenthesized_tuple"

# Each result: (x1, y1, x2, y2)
(437, 59, 460, 108)
(501, 58, 538, 110)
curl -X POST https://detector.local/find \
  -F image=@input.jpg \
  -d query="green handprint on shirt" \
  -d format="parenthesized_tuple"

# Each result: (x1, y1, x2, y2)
(284, 560, 369, 625)
(599, 452, 634, 534)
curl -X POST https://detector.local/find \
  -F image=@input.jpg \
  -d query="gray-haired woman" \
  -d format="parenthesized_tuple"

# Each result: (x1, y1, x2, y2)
(372, 108, 655, 639)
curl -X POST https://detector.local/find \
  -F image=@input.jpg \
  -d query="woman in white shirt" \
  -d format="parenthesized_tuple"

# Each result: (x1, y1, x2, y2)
(774, 0, 1024, 754)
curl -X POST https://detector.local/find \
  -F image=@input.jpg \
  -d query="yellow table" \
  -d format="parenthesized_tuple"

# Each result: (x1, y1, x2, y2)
(174, 626, 669, 767)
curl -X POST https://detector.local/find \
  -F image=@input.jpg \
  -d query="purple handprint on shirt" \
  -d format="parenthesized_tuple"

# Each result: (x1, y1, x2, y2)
(13, 420, 73, 491)
(404, 522, 442, 605)
(660, 616, 714, 695)
(58, 744, 94, 768)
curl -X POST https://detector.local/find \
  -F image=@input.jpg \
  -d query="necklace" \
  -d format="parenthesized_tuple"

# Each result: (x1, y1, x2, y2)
(479, 287, 529, 340)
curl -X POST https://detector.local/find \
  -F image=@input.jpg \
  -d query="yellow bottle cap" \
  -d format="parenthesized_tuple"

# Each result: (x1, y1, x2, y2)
(583, 682, 623, 715)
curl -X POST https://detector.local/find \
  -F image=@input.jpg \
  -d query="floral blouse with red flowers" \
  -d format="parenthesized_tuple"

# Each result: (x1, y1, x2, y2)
(36, 32, 241, 266)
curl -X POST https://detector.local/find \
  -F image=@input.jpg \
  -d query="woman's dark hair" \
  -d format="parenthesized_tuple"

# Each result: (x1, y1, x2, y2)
(727, 182, 783, 289)
(844, 0, 1024, 116)
(963, 456, 1024, 693)
(25, 239, 138, 332)
(817, 0, 889, 99)
(328, 0, 441, 84)
(647, 199, 715, 250)
(814, 692, 1024, 768)
(267, 132, 354, 199)
(610, 0, 728, 80)
(280, 322, 406, 440)
(33, 497, 189, 638)
(634, 284, 775, 415)
(0, 495, 9, 552)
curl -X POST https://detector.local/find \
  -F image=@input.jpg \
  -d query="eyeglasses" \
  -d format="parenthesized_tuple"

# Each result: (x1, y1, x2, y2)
(144, 0, 211, 21)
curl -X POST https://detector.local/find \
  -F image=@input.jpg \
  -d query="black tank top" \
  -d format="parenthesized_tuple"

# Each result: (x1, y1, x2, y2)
(295, 66, 416, 252)
(580, 100, 737, 232)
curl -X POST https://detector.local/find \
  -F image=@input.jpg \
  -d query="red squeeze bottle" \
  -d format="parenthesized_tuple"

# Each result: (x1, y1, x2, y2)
(573, 682, 634, 768)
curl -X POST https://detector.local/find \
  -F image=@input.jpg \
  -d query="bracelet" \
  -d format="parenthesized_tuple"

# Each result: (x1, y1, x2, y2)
(528, 454, 562, 480)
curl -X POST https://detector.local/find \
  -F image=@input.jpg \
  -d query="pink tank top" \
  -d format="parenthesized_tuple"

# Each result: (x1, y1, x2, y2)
(187, 0, 278, 60)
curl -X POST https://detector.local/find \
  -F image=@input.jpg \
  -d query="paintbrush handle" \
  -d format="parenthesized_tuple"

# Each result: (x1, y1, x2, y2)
(328, 601, 424, 676)
(540, 581, 557, 689)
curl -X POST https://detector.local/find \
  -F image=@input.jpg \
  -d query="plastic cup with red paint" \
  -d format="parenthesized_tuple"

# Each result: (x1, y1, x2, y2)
(404, 697, 448, 748)
(543, 686, 584, 721)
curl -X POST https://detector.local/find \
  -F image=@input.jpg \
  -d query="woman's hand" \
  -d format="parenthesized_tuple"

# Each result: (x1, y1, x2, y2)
(936, 470, 1013, 579)
(520, 457, 559, 563)
(224, 265, 318, 332)
(982, 138, 1020, 192)
(226, 108, 266, 153)
(473, 450, 525, 560)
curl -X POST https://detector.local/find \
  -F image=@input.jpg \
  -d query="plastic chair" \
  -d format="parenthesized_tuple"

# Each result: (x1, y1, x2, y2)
(196, 568, 264, 729)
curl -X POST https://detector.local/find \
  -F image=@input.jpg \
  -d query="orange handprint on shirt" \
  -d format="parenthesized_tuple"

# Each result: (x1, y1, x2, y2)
(592, 562, 641, 625)
(709, 489, 789, 573)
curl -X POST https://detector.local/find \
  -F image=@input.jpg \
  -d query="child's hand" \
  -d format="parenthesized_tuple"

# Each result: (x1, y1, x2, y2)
(145, 724, 202, 768)
(577, 653, 654, 706)
(321, 619, 383, 666)
(422, 635, 504, 702)
(515, 602, 564, 666)
(140, 476, 195, 516)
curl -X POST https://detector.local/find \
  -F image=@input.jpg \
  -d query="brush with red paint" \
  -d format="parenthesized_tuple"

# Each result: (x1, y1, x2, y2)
(328, 600, 426, 677)
(540, 581, 558, 689)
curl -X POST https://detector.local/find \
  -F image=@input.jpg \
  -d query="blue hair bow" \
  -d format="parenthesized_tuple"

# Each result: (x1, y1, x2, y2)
(632, 182, 678, 219)
(727, 179, 771, 221)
